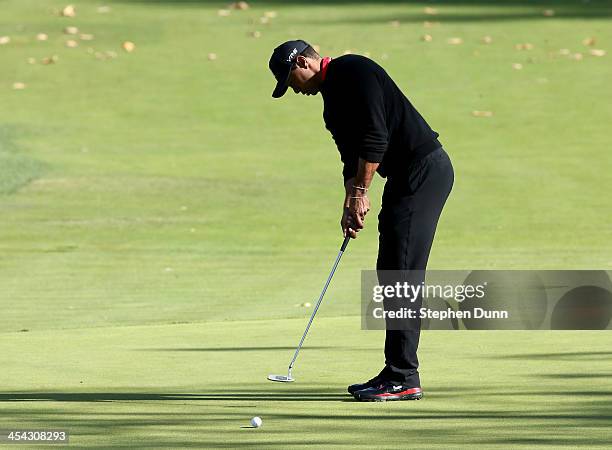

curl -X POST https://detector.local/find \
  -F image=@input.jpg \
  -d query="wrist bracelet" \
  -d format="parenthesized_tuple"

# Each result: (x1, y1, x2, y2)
(352, 185, 368, 192)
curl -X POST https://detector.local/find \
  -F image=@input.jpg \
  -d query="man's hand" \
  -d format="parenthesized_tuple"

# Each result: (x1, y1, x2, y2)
(348, 192, 370, 229)
(341, 190, 370, 238)
(341, 206, 359, 238)
(341, 159, 378, 239)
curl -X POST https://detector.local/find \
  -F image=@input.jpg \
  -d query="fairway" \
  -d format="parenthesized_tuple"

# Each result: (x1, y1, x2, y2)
(1, 0, 611, 447)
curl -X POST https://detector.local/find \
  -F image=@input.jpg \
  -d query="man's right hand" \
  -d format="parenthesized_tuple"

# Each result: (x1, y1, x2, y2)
(341, 206, 360, 238)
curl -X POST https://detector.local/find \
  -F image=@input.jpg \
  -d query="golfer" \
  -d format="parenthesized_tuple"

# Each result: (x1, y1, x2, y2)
(269, 40, 454, 401)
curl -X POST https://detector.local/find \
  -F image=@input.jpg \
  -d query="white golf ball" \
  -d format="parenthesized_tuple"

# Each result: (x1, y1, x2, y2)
(250, 416, 262, 428)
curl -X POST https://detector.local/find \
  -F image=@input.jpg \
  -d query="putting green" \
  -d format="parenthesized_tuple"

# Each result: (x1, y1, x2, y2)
(1, 0, 611, 447)
(1, 319, 611, 447)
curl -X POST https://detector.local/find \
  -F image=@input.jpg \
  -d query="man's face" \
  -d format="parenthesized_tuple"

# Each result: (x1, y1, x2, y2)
(287, 56, 319, 96)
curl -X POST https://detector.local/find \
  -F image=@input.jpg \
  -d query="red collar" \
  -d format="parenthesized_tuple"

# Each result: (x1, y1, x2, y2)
(320, 57, 332, 82)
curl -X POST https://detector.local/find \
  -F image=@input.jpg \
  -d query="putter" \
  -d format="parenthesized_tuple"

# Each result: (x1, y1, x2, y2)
(268, 235, 351, 383)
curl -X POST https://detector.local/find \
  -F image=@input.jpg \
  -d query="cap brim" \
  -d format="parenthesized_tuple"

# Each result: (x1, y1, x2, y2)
(271, 66, 291, 98)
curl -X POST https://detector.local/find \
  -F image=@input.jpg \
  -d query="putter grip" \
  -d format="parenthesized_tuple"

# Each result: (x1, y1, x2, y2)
(340, 235, 350, 252)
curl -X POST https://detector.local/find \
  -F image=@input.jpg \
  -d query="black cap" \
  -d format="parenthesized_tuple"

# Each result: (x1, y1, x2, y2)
(269, 40, 310, 98)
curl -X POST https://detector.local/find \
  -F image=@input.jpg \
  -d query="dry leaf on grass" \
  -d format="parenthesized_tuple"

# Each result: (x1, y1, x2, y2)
(582, 37, 596, 47)
(208, 53, 217, 61)
(512, 63, 523, 70)
(218, 9, 231, 17)
(590, 49, 606, 56)
(421, 34, 433, 42)
(472, 110, 493, 117)
(36, 33, 48, 41)
(122, 41, 135, 52)
(424, 7, 438, 15)
(447, 37, 463, 45)
(481, 36, 493, 44)
(0, 36, 10, 45)
(12, 82, 26, 90)
(64, 26, 78, 35)
(515, 43, 534, 50)
(543, 9, 555, 16)
(65, 39, 78, 48)
(61, 5, 76, 17)
(228, 1, 249, 10)
(42, 55, 59, 64)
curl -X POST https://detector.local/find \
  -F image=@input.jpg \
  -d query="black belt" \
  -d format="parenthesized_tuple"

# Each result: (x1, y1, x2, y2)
(411, 138, 442, 163)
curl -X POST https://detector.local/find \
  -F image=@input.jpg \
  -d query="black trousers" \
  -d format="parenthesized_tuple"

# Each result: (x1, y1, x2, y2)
(376, 147, 454, 385)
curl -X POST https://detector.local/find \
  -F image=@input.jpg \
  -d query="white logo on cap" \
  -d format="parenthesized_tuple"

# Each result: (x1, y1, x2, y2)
(286, 47, 298, 63)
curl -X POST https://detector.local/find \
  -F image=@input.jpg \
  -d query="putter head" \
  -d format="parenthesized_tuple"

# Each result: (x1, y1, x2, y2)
(267, 374, 295, 383)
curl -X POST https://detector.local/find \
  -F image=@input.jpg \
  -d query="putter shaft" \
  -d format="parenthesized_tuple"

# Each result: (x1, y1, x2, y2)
(287, 235, 350, 373)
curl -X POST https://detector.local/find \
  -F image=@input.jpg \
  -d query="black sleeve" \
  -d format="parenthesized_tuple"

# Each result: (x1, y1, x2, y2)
(339, 68, 389, 163)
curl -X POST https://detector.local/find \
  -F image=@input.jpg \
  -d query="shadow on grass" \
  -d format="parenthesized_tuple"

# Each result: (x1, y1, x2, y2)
(110, 0, 612, 21)
(139, 346, 334, 352)
(491, 351, 612, 360)
(0, 389, 349, 403)
(532, 373, 612, 379)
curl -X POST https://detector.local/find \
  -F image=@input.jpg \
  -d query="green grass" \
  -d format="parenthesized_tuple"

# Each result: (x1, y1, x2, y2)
(1, 0, 611, 447)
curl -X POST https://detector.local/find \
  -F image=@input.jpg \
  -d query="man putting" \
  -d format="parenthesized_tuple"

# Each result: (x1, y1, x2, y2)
(269, 40, 454, 401)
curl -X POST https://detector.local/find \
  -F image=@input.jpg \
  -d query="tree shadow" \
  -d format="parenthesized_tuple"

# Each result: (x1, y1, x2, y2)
(489, 351, 612, 360)
(109, 0, 612, 21)
(139, 346, 333, 352)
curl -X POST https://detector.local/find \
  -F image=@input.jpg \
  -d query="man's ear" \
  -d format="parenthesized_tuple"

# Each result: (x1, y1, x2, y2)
(295, 55, 309, 69)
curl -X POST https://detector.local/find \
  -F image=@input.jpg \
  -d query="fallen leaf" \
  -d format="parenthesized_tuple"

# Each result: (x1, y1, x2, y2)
(582, 37, 596, 46)
(122, 41, 135, 52)
(229, 1, 249, 10)
(590, 48, 606, 56)
(559, 48, 571, 55)
(65, 39, 78, 48)
(447, 37, 463, 45)
(421, 34, 433, 42)
(572, 53, 583, 60)
(64, 26, 78, 35)
(512, 63, 523, 70)
(61, 5, 76, 17)
(424, 7, 438, 15)
(0, 36, 10, 45)
(105, 50, 117, 58)
(263, 11, 277, 18)
(80, 34, 94, 41)
(36, 33, 48, 41)
(218, 9, 230, 17)
(12, 82, 26, 90)
(515, 43, 534, 50)
(472, 110, 493, 117)
(543, 9, 555, 17)
(41, 55, 59, 64)
(249, 31, 261, 38)
(481, 36, 493, 44)
(208, 52, 217, 60)
(27, 57, 36, 64)
(259, 16, 270, 24)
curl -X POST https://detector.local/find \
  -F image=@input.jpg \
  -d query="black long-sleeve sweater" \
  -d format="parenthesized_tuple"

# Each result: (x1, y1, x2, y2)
(320, 55, 441, 183)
